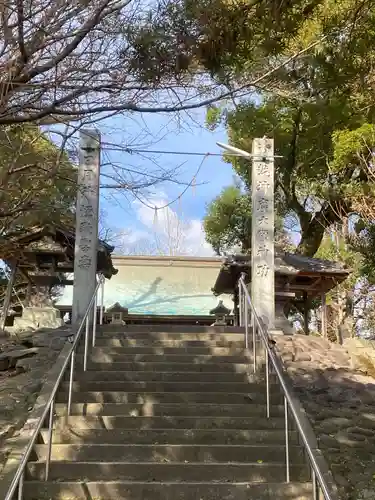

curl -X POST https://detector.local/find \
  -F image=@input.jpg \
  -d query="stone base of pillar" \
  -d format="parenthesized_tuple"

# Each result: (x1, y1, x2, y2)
(270, 300, 295, 335)
(211, 320, 227, 326)
(13, 307, 63, 331)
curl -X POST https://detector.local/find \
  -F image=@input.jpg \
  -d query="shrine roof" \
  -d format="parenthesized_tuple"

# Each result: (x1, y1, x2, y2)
(0, 224, 118, 280)
(209, 300, 231, 315)
(212, 252, 350, 298)
(107, 302, 129, 313)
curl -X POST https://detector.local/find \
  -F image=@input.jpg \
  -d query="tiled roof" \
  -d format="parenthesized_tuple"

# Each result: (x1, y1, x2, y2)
(229, 252, 349, 276)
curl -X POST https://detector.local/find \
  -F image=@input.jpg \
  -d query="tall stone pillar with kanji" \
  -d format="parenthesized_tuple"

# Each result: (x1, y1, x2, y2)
(72, 129, 100, 325)
(251, 137, 275, 330)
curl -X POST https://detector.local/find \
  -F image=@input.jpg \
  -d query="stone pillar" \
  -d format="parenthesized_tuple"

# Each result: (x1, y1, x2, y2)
(25, 281, 32, 306)
(251, 137, 275, 330)
(303, 291, 310, 335)
(72, 129, 100, 326)
(233, 288, 239, 327)
(0, 261, 17, 330)
(321, 286, 327, 339)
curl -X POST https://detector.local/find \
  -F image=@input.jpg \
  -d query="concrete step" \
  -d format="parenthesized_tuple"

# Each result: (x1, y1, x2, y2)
(69, 371, 275, 384)
(98, 326, 246, 334)
(77, 344, 251, 355)
(34, 443, 304, 463)
(56, 389, 278, 405)
(22, 480, 314, 500)
(85, 351, 255, 364)
(27, 461, 309, 482)
(85, 338, 247, 348)
(79, 361, 255, 373)
(54, 402, 284, 418)
(98, 332, 246, 340)
(60, 381, 267, 393)
(40, 427, 298, 445)
(51, 415, 286, 430)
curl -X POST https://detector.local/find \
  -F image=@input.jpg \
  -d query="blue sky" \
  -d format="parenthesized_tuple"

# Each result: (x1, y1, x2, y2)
(96, 109, 235, 255)
(57, 109, 234, 305)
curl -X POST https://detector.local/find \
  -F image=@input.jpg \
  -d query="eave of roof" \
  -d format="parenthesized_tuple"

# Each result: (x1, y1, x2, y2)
(212, 253, 350, 297)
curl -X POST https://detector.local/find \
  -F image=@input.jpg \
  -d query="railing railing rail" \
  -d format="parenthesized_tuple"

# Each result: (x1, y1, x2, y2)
(238, 274, 340, 500)
(4, 275, 105, 500)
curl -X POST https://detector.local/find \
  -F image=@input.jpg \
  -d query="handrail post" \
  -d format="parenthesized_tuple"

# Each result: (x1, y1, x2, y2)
(285, 396, 290, 483)
(100, 277, 104, 325)
(313, 469, 319, 500)
(244, 299, 249, 350)
(266, 349, 270, 419)
(45, 397, 55, 481)
(17, 471, 24, 500)
(92, 294, 97, 347)
(251, 297, 255, 341)
(253, 322, 257, 373)
(67, 350, 75, 416)
(238, 281, 243, 326)
(83, 315, 89, 371)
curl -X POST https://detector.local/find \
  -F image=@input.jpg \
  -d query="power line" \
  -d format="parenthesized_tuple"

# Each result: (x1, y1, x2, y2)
(134, 154, 208, 213)
(101, 142, 283, 158)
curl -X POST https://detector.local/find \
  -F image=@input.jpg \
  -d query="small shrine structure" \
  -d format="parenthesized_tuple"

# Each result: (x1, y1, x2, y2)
(209, 300, 231, 326)
(0, 224, 117, 330)
(212, 252, 350, 336)
(106, 302, 129, 324)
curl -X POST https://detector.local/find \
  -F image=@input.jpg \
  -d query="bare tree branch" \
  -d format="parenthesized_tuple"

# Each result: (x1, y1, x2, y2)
(0, 0, 324, 125)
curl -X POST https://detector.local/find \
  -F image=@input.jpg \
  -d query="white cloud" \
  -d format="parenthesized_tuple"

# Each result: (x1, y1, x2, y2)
(124, 228, 150, 245)
(118, 194, 214, 257)
(182, 219, 214, 256)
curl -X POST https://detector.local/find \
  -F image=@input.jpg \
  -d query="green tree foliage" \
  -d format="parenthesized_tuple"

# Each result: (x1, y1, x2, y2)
(0, 0, 232, 124)
(200, 0, 375, 258)
(204, 186, 252, 254)
(131, 0, 325, 84)
(214, 99, 373, 256)
(193, 0, 375, 339)
(316, 228, 359, 289)
(350, 224, 375, 285)
(0, 0, 323, 124)
(0, 125, 76, 250)
(204, 185, 292, 255)
(0, 125, 77, 314)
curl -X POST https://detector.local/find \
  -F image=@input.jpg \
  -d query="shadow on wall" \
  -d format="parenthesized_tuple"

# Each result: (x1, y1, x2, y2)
(126, 278, 163, 309)
(106, 276, 226, 315)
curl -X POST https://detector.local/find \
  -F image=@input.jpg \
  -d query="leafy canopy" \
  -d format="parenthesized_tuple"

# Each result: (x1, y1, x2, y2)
(204, 185, 291, 255)
(202, 0, 375, 257)
(0, 125, 76, 247)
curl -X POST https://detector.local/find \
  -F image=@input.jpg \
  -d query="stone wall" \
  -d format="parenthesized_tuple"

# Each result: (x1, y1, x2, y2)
(273, 334, 375, 500)
(343, 337, 375, 377)
(0, 327, 70, 477)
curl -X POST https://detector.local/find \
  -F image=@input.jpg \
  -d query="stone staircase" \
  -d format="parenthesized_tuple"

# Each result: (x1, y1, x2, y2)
(22, 326, 313, 499)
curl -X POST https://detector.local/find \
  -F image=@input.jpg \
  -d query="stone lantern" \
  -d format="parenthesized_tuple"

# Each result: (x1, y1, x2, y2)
(209, 300, 231, 326)
(107, 302, 128, 325)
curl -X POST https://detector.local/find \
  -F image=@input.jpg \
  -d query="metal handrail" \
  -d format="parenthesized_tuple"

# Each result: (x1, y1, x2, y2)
(238, 274, 340, 500)
(4, 275, 105, 500)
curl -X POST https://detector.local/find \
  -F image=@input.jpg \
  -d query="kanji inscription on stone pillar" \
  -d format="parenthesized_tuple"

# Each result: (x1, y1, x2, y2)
(72, 130, 100, 325)
(251, 137, 275, 329)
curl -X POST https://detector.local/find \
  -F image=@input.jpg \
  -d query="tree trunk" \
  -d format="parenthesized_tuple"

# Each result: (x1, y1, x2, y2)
(296, 202, 350, 257)
(296, 222, 325, 257)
